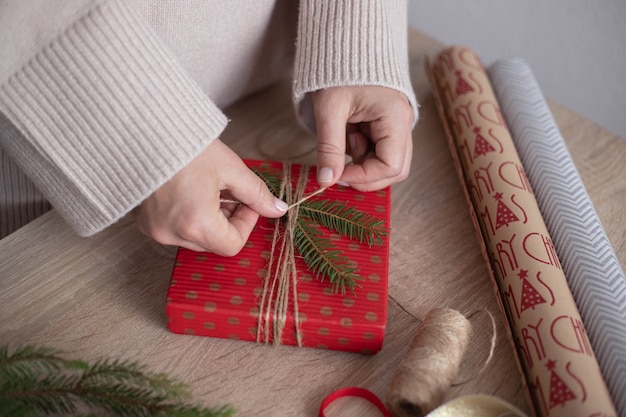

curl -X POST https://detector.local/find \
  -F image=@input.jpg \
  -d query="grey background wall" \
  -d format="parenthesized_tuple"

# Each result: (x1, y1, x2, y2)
(407, 1, 626, 138)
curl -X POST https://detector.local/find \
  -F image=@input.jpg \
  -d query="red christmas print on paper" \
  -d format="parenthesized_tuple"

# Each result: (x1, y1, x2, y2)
(473, 127, 495, 158)
(546, 359, 577, 409)
(494, 192, 519, 229)
(518, 269, 546, 312)
(455, 70, 474, 96)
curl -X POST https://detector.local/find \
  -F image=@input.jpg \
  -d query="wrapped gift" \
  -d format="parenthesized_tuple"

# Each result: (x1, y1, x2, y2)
(166, 160, 391, 354)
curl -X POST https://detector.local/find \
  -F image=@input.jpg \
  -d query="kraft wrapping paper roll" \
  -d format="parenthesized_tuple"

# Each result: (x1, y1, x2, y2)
(427, 46, 617, 417)
(488, 58, 626, 416)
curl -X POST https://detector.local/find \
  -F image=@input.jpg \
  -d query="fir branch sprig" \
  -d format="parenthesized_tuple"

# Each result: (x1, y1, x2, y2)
(253, 165, 387, 294)
(0, 344, 234, 417)
(252, 167, 283, 197)
(294, 219, 361, 294)
(0, 345, 82, 381)
(299, 199, 387, 247)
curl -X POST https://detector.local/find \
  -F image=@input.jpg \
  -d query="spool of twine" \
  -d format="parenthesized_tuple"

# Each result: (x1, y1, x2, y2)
(386, 308, 473, 417)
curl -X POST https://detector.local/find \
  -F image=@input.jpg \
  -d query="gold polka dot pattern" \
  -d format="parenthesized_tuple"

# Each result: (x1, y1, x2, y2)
(165, 160, 390, 354)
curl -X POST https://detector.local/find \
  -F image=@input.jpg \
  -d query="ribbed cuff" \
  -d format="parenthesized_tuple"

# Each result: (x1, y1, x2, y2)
(293, 0, 418, 130)
(0, 0, 227, 236)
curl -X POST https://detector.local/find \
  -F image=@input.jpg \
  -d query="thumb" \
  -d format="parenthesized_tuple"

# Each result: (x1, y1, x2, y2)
(210, 140, 287, 218)
(227, 163, 288, 219)
(313, 92, 348, 187)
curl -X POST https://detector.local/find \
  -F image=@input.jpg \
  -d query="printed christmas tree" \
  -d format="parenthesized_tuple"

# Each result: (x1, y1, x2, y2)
(546, 359, 577, 408)
(518, 269, 546, 312)
(455, 70, 474, 95)
(473, 126, 495, 158)
(494, 192, 519, 229)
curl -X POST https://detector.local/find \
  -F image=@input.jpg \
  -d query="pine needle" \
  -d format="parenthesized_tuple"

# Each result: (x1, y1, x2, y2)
(0, 344, 235, 417)
(251, 165, 388, 294)
(299, 199, 387, 247)
(252, 167, 283, 197)
(294, 219, 361, 294)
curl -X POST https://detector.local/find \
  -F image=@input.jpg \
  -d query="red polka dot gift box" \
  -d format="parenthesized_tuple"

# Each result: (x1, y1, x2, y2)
(166, 160, 391, 354)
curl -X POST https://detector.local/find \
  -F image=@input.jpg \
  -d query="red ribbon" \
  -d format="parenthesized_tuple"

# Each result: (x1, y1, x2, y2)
(319, 387, 393, 417)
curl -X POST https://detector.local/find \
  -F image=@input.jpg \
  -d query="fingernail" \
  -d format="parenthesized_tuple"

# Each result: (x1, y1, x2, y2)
(274, 197, 288, 212)
(318, 167, 333, 184)
(336, 180, 350, 187)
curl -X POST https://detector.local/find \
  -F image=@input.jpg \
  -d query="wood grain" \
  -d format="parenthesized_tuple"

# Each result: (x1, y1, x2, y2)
(1, 29, 625, 417)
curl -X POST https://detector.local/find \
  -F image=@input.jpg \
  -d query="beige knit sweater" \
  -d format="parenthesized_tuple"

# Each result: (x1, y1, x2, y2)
(0, 0, 417, 239)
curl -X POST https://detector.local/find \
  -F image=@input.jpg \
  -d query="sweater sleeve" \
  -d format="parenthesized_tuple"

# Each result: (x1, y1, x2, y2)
(0, 0, 228, 236)
(293, 0, 418, 132)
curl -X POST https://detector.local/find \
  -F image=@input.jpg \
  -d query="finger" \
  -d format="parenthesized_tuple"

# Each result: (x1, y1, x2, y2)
(181, 204, 260, 256)
(313, 92, 349, 187)
(135, 215, 212, 253)
(219, 201, 240, 218)
(340, 139, 406, 184)
(342, 131, 413, 191)
(204, 205, 260, 256)
(347, 130, 371, 164)
(341, 105, 413, 184)
(341, 88, 414, 186)
(141, 203, 257, 256)
(221, 157, 288, 219)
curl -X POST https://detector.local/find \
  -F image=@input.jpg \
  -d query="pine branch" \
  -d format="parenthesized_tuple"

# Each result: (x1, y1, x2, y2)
(294, 219, 361, 294)
(251, 165, 388, 294)
(0, 344, 235, 417)
(252, 167, 283, 197)
(299, 199, 387, 247)
(79, 358, 185, 397)
(0, 345, 85, 380)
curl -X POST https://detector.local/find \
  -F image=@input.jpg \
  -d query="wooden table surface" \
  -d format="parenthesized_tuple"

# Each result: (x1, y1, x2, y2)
(1, 29, 625, 417)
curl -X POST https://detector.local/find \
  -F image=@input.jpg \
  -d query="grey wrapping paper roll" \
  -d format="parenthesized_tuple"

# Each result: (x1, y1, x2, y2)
(488, 58, 626, 416)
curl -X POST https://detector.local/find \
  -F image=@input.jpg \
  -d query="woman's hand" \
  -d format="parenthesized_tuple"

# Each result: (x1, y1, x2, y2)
(311, 86, 414, 191)
(134, 139, 287, 255)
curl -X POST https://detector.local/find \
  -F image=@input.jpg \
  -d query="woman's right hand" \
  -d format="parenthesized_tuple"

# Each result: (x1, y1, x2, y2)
(133, 139, 287, 256)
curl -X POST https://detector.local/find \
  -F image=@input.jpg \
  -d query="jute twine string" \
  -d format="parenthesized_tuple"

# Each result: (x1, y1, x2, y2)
(386, 307, 497, 417)
(224, 166, 499, 415)
(452, 309, 497, 387)
(319, 305, 516, 417)
(250, 163, 326, 346)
